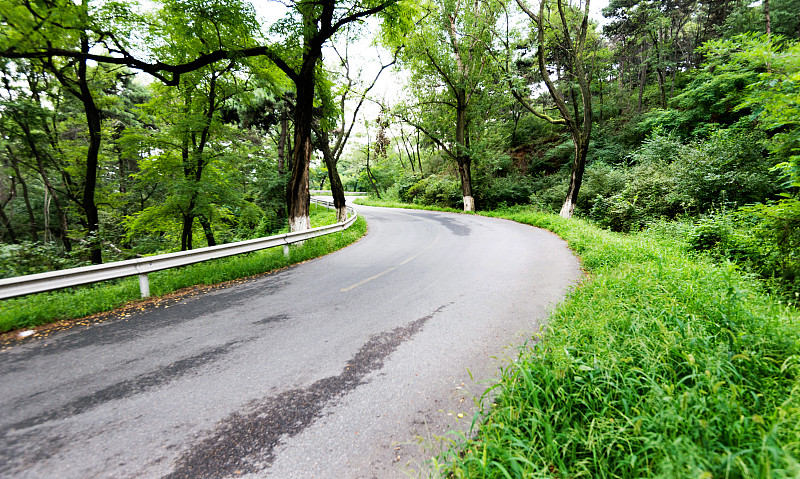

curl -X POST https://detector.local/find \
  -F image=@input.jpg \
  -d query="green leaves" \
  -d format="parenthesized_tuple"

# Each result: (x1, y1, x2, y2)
(700, 34, 800, 189)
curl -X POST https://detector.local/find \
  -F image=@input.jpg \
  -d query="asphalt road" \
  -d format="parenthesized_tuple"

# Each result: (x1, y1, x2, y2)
(0, 203, 581, 478)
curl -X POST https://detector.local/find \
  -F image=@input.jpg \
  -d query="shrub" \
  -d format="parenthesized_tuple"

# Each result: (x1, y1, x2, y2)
(673, 127, 781, 211)
(575, 162, 628, 211)
(686, 200, 800, 301)
(0, 242, 83, 279)
(396, 173, 424, 203)
(401, 174, 463, 209)
(420, 175, 463, 208)
(529, 174, 568, 213)
(590, 193, 641, 232)
(477, 176, 533, 210)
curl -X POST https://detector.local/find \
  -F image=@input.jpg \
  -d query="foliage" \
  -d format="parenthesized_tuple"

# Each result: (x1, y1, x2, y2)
(585, 128, 782, 231)
(687, 200, 800, 301)
(475, 175, 534, 210)
(402, 174, 463, 209)
(0, 242, 81, 278)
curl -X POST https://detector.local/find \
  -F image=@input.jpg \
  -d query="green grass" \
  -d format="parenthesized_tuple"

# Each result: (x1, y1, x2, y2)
(0, 206, 366, 333)
(426, 206, 800, 478)
(354, 196, 471, 214)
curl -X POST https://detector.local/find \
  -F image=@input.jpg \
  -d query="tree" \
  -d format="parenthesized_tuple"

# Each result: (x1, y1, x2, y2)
(513, 0, 594, 218)
(268, 0, 410, 230)
(1, 0, 153, 262)
(313, 42, 398, 221)
(399, 0, 501, 211)
(1, 0, 411, 232)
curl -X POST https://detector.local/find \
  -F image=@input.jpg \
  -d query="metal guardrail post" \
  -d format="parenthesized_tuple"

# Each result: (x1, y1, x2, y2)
(139, 274, 150, 298)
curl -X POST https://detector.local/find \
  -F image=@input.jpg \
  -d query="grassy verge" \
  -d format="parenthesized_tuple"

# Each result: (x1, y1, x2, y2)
(431, 205, 800, 478)
(354, 196, 470, 214)
(0, 206, 366, 333)
(354, 199, 800, 476)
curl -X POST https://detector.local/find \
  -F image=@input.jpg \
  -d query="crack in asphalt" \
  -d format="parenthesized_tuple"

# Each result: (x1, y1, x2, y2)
(163, 303, 453, 479)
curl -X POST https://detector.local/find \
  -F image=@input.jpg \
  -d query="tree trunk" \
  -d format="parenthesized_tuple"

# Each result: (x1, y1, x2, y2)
(455, 90, 475, 211)
(79, 42, 103, 264)
(181, 212, 194, 251)
(5, 147, 38, 242)
(457, 161, 474, 211)
(30, 151, 71, 251)
(13, 96, 71, 249)
(559, 135, 589, 218)
(637, 59, 648, 112)
(364, 146, 382, 199)
(278, 111, 288, 176)
(0, 203, 18, 244)
(198, 215, 216, 247)
(286, 57, 317, 232)
(317, 129, 348, 223)
(0, 178, 19, 244)
(765, 0, 771, 37)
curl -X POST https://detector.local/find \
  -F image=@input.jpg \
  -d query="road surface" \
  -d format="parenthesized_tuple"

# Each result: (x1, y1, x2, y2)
(0, 204, 580, 478)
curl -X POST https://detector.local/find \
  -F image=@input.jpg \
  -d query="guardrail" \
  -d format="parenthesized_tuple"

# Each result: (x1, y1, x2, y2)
(309, 190, 368, 196)
(0, 199, 356, 300)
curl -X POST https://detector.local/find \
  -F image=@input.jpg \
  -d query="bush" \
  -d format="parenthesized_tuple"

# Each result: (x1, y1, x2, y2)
(674, 127, 781, 211)
(0, 242, 82, 279)
(401, 174, 463, 209)
(586, 128, 782, 231)
(529, 174, 569, 213)
(589, 161, 682, 231)
(577, 162, 628, 211)
(477, 176, 533, 210)
(686, 200, 800, 301)
(590, 193, 641, 232)
(396, 173, 424, 203)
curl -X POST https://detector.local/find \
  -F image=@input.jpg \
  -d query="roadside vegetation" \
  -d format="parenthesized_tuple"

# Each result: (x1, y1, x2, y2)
(426, 208, 800, 478)
(0, 206, 365, 333)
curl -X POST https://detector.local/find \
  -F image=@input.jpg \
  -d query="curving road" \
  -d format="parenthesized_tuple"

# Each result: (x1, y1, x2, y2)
(0, 203, 580, 478)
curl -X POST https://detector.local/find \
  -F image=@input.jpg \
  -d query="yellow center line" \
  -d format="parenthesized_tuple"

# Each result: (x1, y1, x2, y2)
(340, 267, 397, 292)
(341, 210, 442, 292)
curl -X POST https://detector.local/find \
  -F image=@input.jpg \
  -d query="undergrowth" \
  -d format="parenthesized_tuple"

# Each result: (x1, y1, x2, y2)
(0, 207, 365, 333)
(434, 206, 800, 478)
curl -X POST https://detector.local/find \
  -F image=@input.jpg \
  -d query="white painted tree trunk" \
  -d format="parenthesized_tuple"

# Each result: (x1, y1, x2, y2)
(559, 197, 574, 219)
(463, 195, 475, 212)
(336, 206, 347, 223)
(290, 214, 310, 232)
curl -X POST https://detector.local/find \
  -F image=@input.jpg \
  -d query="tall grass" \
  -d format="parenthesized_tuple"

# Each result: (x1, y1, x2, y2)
(0, 207, 365, 333)
(437, 206, 800, 478)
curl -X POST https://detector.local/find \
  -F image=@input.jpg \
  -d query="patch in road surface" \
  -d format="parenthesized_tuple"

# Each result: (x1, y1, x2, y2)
(252, 313, 290, 326)
(5, 339, 250, 432)
(1, 273, 290, 360)
(0, 339, 251, 476)
(164, 303, 453, 479)
(408, 212, 470, 237)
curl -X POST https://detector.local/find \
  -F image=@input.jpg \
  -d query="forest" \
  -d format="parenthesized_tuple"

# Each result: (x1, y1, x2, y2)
(0, 0, 798, 302)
